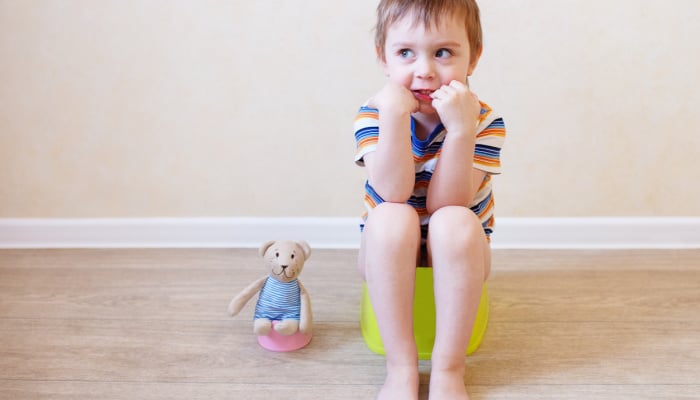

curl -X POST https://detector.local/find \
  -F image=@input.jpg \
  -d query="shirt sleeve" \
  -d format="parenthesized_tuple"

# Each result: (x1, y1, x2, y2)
(353, 105, 380, 167)
(473, 116, 506, 175)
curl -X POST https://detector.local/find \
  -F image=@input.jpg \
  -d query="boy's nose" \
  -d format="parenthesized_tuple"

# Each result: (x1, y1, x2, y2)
(415, 57, 436, 80)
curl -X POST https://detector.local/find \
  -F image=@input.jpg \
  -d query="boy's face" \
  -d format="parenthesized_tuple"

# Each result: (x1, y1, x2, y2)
(380, 13, 479, 115)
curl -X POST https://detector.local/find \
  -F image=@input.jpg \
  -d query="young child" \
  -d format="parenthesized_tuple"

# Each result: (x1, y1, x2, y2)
(353, 1, 505, 399)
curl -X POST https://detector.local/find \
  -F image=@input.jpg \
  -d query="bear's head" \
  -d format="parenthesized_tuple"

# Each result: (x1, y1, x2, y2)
(259, 240, 311, 283)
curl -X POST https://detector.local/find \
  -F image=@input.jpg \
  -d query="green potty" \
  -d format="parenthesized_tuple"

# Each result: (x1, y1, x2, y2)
(360, 267, 489, 360)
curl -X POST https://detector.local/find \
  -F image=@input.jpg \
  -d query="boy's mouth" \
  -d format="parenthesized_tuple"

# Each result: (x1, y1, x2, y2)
(412, 90, 434, 102)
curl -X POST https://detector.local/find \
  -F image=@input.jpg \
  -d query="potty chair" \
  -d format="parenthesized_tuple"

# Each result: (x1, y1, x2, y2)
(360, 267, 489, 360)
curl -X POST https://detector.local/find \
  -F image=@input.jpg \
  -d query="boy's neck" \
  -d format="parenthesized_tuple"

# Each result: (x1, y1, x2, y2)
(412, 112, 441, 141)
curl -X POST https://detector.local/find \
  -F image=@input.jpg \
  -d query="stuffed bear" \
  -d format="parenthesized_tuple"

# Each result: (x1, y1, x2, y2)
(227, 240, 312, 336)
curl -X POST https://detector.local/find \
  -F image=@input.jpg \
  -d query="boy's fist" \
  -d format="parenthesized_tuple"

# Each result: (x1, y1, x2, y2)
(368, 81, 419, 115)
(430, 80, 481, 135)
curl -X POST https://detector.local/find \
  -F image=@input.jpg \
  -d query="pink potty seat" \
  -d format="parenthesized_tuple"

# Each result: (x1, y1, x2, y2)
(257, 321, 312, 352)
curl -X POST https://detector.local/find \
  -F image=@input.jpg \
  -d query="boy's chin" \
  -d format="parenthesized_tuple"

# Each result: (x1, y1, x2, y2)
(416, 102, 437, 115)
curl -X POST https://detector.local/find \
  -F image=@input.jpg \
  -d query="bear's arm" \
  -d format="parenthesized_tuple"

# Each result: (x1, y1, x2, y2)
(298, 280, 312, 334)
(227, 275, 268, 317)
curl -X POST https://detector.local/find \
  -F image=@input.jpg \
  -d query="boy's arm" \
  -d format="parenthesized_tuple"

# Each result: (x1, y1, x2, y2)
(426, 81, 484, 212)
(427, 133, 486, 213)
(364, 82, 418, 203)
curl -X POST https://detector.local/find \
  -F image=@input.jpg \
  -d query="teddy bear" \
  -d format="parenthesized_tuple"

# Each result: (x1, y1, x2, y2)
(227, 240, 312, 337)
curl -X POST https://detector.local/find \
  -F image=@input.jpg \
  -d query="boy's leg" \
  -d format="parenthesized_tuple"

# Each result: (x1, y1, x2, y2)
(427, 205, 490, 400)
(359, 202, 421, 400)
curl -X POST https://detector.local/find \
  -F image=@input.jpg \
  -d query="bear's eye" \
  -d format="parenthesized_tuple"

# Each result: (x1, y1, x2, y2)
(275, 252, 279, 257)
(291, 254, 295, 259)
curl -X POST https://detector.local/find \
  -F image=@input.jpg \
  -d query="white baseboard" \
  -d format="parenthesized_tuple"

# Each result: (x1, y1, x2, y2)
(0, 217, 698, 250)
(493, 217, 700, 249)
(0, 218, 362, 249)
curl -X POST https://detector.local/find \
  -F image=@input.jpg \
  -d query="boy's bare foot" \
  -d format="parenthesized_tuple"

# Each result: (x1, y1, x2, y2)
(428, 368, 469, 400)
(377, 366, 419, 400)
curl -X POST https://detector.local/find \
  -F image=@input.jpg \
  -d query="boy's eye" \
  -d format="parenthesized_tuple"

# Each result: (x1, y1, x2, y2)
(399, 49, 414, 58)
(435, 48, 452, 58)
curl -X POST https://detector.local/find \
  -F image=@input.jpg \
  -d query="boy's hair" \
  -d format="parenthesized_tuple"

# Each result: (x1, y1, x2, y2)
(374, 0, 482, 62)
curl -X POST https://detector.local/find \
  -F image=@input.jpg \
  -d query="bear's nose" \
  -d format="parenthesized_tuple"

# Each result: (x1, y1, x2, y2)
(281, 265, 288, 270)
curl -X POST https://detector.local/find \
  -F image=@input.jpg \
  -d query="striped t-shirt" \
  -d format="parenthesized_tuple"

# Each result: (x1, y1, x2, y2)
(353, 101, 506, 237)
(254, 277, 301, 321)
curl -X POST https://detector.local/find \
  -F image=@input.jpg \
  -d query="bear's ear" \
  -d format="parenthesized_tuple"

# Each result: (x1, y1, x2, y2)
(296, 240, 311, 260)
(259, 240, 276, 257)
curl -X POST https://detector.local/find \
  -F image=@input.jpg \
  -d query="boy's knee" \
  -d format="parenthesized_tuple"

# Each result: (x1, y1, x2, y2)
(428, 206, 490, 278)
(365, 202, 420, 242)
(429, 206, 482, 242)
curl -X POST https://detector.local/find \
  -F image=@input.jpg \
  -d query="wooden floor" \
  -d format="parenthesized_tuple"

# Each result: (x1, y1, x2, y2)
(0, 249, 699, 399)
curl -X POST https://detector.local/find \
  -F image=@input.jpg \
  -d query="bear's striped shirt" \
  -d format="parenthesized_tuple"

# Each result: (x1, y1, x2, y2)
(254, 277, 301, 321)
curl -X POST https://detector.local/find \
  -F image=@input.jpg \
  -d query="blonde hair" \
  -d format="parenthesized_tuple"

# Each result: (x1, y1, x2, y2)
(374, 0, 482, 61)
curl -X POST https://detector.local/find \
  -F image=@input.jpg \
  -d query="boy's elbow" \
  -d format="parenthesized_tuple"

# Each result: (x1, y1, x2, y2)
(371, 179, 414, 204)
(379, 191, 412, 204)
(387, 183, 415, 203)
(426, 183, 477, 214)
(426, 195, 471, 215)
(425, 190, 445, 214)
(426, 199, 443, 215)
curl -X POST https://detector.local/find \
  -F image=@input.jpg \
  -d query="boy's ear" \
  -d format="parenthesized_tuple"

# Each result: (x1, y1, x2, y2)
(376, 46, 389, 76)
(375, 45, 383, 60)
(467, 47, 483, 77)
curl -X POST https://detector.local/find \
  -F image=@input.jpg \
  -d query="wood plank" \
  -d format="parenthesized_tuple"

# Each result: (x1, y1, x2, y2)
(0, 319, 385, 385)
(469, 385, 700, 400)
(491, 249, 700, 271)
(3, 381, 698, 400)
(1, 318, 697, 386)
(0, 249, 363, 322)
(469, 321, 700, 385)
(1, 249, 698, 400)
(0, 381, 379, 400)
(488, 269, 700, 322)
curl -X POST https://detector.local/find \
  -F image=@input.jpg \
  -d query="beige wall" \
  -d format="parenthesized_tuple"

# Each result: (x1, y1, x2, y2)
(1, 0, 698, 218)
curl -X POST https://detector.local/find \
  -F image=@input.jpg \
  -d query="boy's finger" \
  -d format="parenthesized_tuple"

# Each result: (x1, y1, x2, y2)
(449, 80, 468, 91)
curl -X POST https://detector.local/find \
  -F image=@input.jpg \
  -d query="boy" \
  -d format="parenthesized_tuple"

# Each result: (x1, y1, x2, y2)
(353, 1, 505, 399)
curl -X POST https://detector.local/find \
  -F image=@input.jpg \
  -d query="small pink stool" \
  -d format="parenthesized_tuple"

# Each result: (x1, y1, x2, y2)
(257, 321, 312, 352)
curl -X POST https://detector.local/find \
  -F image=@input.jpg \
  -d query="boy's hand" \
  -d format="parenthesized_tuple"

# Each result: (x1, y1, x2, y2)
(430, 80, 481, 136)
(368, 81, 419, 116)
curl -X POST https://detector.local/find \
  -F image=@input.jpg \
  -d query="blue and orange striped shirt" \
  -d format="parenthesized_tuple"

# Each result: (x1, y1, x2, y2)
(353, 102, 506, 237)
